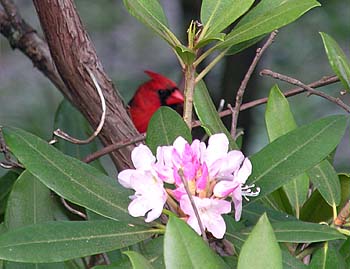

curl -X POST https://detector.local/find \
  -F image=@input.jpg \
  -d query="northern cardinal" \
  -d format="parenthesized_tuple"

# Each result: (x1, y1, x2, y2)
(129, 70, 184, 133)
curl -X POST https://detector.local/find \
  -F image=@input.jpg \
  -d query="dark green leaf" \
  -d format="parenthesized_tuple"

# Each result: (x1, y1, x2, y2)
(123, 251, 154, 269)
(219, 0, 320, 52)
(164, 216, 229, 269)
(282, 249, 307, 269)
(265, 85, 309, 214)
(237, 214, 282, 269)
(195, 33, 226, 49)
(193, 79, 238, 149)
(310, 243, 347, 269)
(146, 107, 191, 154)
(123, 0, 181, 48)
(270, 221, 345, 243)
(300, 190, 332, 223)
(247, 115, 348, 204)
(0, 220, 156, 263)
(53, 99, 104, 171)
(2, 126, 134, 223)
(320, 32, 350, 91)
(308, 160, 341, 207)
(0, 171, 18, 215)
(200, 0, 254, 38)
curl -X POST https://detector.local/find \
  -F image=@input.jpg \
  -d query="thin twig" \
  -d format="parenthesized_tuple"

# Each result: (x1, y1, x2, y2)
(191, 74, 340, 129)
(231, 30, 278, 137)
(60, 197, 87, 219)
(260, 69, 350, 113)
(53, 67, 106, 144)
(178, 169, 207, 242)
(83, 134, 146, 163)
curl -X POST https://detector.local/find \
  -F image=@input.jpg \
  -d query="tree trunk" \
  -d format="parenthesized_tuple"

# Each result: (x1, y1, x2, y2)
(32, 0, 138, 171)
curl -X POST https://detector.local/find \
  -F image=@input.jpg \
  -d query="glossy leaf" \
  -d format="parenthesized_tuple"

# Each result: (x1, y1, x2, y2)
(282, 249, 307, 269)
(310, 243, 346, 269)
(4, 171, 64, 268)
(308, 160, 341, 207)
(123, 0, 181, 48)
(320, 32, 350, 91)
(146, 107, 192, 154)
(2, 127, 134, 223)
(200, 0, 254, 38)
(124, 251, 154, 269)
(299, 190, 332, 223)
(247, 115, 348, 204)
(270, 221, 345, 243)
(175, 45, 196, 65)
(0, 171, 18, 215)
(53, 100, 104, 171)
(164, 216, 229, 269)
(237, 214, 282, 269)
(193, 79, 238, 149)
(219, 0, 320, 52)
(0, 220, 156, 263)
(265, 85, 309, 214)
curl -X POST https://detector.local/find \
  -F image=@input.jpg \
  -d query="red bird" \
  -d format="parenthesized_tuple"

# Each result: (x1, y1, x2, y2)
(129, 70, 184, 133)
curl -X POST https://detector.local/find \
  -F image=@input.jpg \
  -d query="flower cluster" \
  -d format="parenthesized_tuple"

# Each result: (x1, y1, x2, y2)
(118, 133, 260, 239)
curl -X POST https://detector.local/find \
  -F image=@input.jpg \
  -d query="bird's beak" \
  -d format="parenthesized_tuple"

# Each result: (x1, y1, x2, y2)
(166, 89, 184, 105)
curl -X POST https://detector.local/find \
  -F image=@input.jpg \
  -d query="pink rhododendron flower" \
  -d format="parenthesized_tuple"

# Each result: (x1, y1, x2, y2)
(180, 196, 231, 239)
(117, 133, 260, 238)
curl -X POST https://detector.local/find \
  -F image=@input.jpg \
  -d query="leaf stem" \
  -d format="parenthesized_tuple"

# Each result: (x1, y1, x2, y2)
(196, 49, 227, 84)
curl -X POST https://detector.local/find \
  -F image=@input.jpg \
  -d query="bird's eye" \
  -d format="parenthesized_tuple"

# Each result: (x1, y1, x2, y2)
(158, 88, 176, 105)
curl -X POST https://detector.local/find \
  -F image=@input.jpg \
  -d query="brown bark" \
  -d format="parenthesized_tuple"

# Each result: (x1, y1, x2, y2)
(31, 0, 138, 170)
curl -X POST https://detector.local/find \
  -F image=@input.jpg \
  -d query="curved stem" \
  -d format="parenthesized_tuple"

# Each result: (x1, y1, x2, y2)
(195, 49, 228, 83)
(183, 64, 196, 129)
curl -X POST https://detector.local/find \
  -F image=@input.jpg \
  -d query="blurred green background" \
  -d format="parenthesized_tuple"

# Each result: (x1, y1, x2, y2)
(0, 0, 349, 176)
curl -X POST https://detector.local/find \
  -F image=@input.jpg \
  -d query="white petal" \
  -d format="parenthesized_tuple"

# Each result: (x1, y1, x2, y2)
(235, 158, 252, 184)
(131, 144, 155, 169)
(117, 169, 135, 188)
(205, 213, 226, 239)
(204, 133, 229, 167)
(173, 136, 188, 155)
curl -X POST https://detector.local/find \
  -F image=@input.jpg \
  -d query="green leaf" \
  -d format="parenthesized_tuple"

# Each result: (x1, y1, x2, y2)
(224, 35, 265, 56)
(164, 216, 229, 269)
(123, 251, 154, 269)
(174, 45, 196, 65)
(300, 190, 332, 223)
(310, 243, 347, 269)
(4, 171, 64, 268)
(320, 32, 350, 91)
(282, 248, 307, 269)
(265, 85, 309, 214)
(146, 107, 192, 154)
(53, 99, 104, 171)
(0, 220, 156, 263)
(247, 115, 348, 204)
(308, 160, 341, 207)
(5, 171, 54, 229)
(0, 171, 18, 215)
(270, 221, 345, 243)
(237, 214, 282, 269)
(193, 79, 238, 149)
(123, 0, 181, 48)
(195, 33, 226, 49)
(2, 126, 134, 223)
(218, 0, 321, 52)
(200, 0, 254, 38)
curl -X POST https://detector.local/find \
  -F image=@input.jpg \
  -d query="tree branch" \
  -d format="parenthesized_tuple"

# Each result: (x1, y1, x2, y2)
(30, 0, 139, 170)
(260, 69, 350, 113)
(230, 31, 278, 137)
